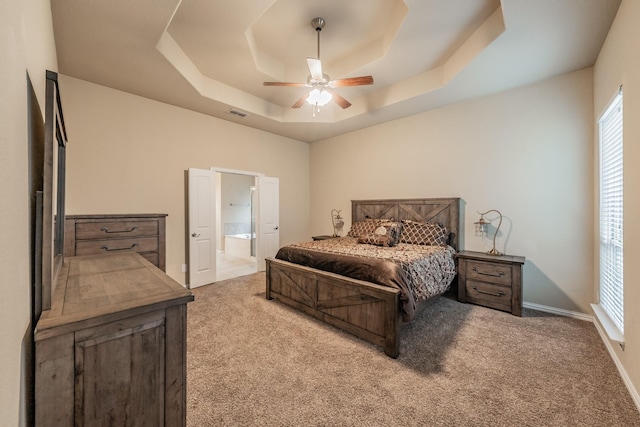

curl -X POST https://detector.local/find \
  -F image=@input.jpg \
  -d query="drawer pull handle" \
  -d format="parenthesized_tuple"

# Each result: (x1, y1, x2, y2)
(101, 226, 138, 234)
(101, 243, 138, 252)
(472, 267, 505, 277)
(473, 286, 505, 297)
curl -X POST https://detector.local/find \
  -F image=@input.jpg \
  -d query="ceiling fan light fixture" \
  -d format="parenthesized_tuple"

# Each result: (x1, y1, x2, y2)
(306, 88, 332, 106)
(263, 17, 373, 114)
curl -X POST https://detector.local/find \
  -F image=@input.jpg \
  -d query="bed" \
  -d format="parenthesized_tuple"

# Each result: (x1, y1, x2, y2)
(265, 198, 461, 358)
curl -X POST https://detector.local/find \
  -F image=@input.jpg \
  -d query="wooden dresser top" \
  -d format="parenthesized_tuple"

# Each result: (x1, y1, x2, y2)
(35, 253, 193, 340)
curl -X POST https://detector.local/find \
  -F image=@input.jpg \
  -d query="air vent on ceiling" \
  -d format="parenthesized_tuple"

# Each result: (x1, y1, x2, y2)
(226, 109, 249, 118)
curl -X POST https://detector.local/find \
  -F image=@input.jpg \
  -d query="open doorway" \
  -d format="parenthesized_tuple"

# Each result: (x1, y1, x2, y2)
(216, 172, 257, 281)
(187, 167, 279, 289)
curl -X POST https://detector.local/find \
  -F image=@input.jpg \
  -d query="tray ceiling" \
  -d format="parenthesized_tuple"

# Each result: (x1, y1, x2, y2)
(51, 0, 621, 142)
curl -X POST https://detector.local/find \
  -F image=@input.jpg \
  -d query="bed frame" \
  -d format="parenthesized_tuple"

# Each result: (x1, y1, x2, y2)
(265, 198, 461, 358)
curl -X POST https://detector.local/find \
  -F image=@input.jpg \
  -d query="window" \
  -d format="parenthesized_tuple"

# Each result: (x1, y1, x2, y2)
(595, 88, 623, 343)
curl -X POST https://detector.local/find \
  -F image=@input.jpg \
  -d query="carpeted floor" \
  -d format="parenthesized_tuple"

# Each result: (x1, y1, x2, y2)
(186, 273, 640, 426)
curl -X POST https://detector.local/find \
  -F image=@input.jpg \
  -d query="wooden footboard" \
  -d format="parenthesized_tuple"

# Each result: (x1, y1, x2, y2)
(266, 257, 402, 358)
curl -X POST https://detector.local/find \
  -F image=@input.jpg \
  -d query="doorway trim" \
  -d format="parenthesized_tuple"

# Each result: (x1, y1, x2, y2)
(187, 166, 279, 287)
(210, 167, 264, 178)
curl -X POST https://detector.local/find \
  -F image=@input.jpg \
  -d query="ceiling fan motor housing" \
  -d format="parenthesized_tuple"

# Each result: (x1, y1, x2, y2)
(311, 17, 325, 31)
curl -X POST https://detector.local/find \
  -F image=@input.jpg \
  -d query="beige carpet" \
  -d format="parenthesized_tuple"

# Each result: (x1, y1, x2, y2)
(186, 273, 640, 426)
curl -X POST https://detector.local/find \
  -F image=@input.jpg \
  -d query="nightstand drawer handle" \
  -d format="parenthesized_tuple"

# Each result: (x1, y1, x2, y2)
(473, 286, 505, 297)
(472, 267, 505, 278)
(101, 243, 138, 251)
(101, 226, 138, 234)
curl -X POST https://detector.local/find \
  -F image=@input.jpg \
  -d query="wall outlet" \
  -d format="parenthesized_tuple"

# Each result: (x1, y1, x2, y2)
(181, 264, 187, 273)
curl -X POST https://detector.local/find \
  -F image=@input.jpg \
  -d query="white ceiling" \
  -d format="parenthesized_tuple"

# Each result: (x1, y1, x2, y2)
(51, 0, 621, 143)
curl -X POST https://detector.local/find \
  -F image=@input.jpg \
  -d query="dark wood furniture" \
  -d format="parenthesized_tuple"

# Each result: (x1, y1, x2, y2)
(266, 198, 460, 358)
(34, 253, 194, 426)
(457, 250, 525, 316)
(65, 214, 167, 271)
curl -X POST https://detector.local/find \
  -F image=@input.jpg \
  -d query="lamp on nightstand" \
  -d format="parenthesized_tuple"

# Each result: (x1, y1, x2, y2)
(475, 210, 503, 255)
(331, 209, 344, 237)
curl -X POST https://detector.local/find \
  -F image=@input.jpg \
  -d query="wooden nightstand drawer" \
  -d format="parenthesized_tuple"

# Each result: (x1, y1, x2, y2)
(466, 260, 512, 287)
(457, 250, 525, 316)
(466, 280, 512, 312)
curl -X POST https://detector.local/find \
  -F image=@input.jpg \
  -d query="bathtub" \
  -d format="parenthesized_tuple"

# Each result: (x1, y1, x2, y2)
(224, 233, 253, 260)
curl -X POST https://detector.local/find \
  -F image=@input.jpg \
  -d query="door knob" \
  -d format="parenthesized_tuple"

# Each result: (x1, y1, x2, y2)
(274, 226, 279, 230)
(192, 232, 200, 237)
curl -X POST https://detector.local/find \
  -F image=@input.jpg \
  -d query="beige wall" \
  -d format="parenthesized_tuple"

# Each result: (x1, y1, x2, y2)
(60, 76, 310, 283)
(3, 1, 637, 420)
(0, 0, 58, 424)
(311, 68, 594, 313)
(593, 0, 640, 405)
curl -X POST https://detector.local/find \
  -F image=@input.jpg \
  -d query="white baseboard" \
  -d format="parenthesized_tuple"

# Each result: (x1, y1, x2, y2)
(591, 317, 640, 412)
(523, 301, 593, 321)
(523, 301, 640, 412)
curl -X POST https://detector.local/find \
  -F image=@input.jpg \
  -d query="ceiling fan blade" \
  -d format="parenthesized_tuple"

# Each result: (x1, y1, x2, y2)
(306, 58, 323, 81)
(291, 92, 310, 109)
(331, 76, 374, 87)
(328, 90, 351, 109)
(263, 82, 306, 87)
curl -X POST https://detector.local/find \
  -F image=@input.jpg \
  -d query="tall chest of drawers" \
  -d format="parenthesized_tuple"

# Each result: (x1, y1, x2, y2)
(457, 250, 526, 316)
(65, 214, 167, 271)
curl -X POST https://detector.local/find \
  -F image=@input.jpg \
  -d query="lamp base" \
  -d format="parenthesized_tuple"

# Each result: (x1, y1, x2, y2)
(486, 248, 503, 256)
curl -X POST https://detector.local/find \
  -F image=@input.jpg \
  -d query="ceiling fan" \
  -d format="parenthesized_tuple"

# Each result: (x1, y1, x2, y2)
(263, 17, 374, 114)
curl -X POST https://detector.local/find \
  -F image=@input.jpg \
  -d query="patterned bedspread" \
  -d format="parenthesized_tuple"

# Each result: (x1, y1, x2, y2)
(275, 237, 456, 321)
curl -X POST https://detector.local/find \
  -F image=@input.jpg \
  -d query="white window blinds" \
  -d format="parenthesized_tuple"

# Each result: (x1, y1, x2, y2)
(598, 88, 623, 336)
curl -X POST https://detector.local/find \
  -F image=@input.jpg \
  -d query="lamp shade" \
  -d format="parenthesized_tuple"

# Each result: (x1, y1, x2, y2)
(306, 88, 332, 106)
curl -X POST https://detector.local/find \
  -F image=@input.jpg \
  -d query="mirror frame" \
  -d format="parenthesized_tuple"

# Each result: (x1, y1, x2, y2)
(41, 70, 68, 311)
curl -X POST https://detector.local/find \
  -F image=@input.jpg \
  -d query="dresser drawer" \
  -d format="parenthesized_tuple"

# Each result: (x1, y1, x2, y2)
(75, 236, 159, 256)
(465, 260, 512, 286)
(66, 214, 167, 271)
(75, 220, 159, 240)
(466, 280, 512, 312)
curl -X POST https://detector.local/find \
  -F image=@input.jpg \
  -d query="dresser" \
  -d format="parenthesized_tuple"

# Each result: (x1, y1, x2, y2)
(34, 253, 194, 426)
(65, 214, 167, 271)
(457, 250, 525, 316)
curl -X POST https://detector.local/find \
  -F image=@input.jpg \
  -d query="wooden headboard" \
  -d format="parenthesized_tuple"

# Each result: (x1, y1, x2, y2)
(351, 198, 462, 251)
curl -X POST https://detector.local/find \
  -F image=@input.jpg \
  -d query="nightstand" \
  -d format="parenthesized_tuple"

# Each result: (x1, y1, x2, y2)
(457, 250, 525, 316)
(312, 235, 335, 241)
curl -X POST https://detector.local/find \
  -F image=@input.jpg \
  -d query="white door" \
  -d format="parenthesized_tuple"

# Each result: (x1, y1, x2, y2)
(257, 176, 279, 271)
(188, 168, 217, 288)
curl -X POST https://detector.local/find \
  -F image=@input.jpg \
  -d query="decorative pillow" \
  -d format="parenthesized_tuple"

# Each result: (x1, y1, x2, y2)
(357, 221, 402, 247)
(358, 233, 394, 247)
(347, 218, 393, 237)
(399, 220, 448, 246)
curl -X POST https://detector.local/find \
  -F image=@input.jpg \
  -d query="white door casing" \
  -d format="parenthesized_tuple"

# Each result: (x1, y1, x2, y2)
(257, 176, 279, 271)
(188, 168, 217, 288)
